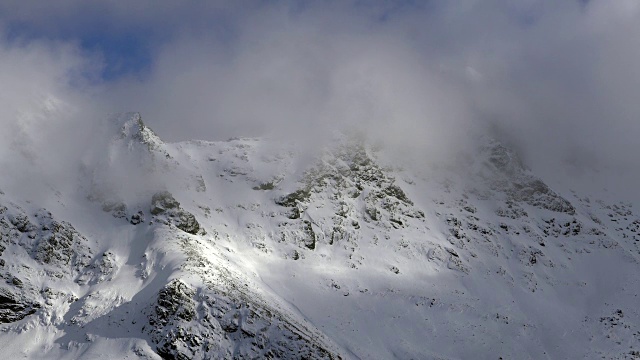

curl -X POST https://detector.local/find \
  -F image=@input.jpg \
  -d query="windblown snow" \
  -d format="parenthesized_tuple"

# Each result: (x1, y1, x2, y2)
(0, 112, 639, 359)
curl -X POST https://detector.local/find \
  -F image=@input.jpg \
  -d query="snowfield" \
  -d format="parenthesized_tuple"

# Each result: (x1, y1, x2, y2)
(0, 113, 639, 359)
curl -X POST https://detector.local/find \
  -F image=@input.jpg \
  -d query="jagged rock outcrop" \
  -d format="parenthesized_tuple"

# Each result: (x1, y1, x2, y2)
(480, 139, 575, 214)
(150, 191, 201, 235)
(0, 287, 40, 324)
(116, 112, 168, 155)
(276, 139, 424, 256)
(0, 205, 92, 276)
(146, 279, 340, 360)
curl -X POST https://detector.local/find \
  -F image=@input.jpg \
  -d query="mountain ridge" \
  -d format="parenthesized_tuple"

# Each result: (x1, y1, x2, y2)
(0, 113, 639, 359)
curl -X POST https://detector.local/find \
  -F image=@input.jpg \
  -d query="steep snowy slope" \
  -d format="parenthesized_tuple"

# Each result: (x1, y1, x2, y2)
(0, 112, 639, 359)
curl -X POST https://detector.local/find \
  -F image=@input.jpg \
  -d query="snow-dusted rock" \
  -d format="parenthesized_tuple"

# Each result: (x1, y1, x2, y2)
(0, 115, 638, 359)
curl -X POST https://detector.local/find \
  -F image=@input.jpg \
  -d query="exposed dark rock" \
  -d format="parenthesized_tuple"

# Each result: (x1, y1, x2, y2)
(151, 191, 181, 215)
(276, 189, 311, 208)
(130, 211, 145, 225)
(150, 192, 201, 235)
(147, 280, 340, 360)
(174, 211, 200, 235)
(10, 214, 35, 233)
(0, 288, 40, 323)
(151, 280, 196, 328)
(509, 179, 575, 215)
(482, 140, 575, 215)
(383, 185, 413, 205)
(102, 201, 127, 218)
(35, 220, 88, 267)
(274, 138, 425, 246)
(253, 181, 276, 191)
(287, 207, 301, 220)
(302, 220, 316, 250)
(11, 277, 23, 288)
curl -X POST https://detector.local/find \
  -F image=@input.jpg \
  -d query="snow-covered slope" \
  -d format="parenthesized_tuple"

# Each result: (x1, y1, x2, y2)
(1, 113, 639, 359)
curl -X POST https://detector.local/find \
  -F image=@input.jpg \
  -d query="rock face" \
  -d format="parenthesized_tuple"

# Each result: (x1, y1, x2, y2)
(481, 139, 575, 214)
(147, 280, 338, 360)
(116, 112, 167, 154)
(276, 140, 425, 257)
(0, 205, 92, 277)
(0, 288, 40, 324)
(151, 191, 181, 216)
(0, 201, 98, 328)
(34, 217, 91, 269)
(150, 191, 201, 235)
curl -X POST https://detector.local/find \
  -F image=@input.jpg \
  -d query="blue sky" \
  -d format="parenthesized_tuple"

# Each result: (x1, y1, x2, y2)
(6, 23, 153, 80)
(0, 1, 248, 81)
(0, 3, 319, 81)
(0, 1, 432, 81)
(78, 32, 153, 80)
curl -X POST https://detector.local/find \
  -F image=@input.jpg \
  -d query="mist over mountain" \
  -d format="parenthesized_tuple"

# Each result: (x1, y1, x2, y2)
(0, 1, 639, 359)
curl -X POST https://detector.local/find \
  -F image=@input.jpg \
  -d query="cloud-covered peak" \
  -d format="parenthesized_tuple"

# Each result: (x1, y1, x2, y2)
(0, 1, 639, 203)
(110, 112, 165, 152)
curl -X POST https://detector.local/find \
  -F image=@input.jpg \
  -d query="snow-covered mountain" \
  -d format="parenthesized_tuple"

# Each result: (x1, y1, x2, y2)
(0, 112, 639, 359)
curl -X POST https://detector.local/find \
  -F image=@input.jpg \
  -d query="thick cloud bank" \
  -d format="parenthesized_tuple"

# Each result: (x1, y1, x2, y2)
(0, 1, 639, 199)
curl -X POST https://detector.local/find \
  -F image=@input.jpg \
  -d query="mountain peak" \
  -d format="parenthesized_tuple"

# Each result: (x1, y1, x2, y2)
(110, 112, 164, 152)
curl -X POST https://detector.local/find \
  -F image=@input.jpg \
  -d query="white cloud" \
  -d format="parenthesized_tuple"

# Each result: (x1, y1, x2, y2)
(0, 1, 640, 199)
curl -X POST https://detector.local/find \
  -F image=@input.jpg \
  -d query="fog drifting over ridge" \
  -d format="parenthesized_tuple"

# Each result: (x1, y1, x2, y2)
(0, 1, 639, 200)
